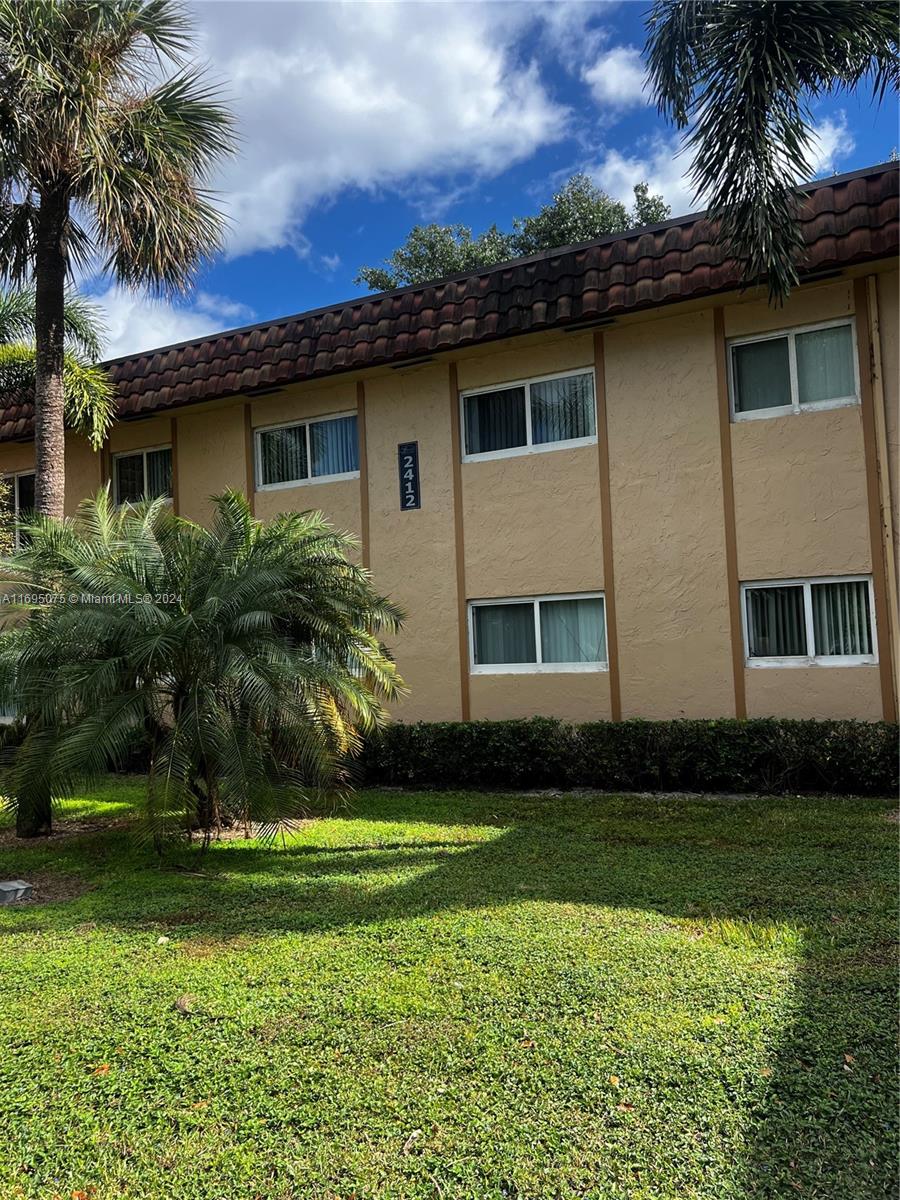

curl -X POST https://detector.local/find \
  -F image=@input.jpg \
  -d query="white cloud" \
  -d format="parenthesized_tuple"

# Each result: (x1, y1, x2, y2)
(590, 136, 698, 217)
(192, 1, 570, 258)
(583, 45, 647, 110)
(804, 112, 855, 177)
(96, 287, 256, 361)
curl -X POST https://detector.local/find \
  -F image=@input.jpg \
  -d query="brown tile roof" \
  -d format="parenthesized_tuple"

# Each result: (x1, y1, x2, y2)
(2, 161, 897, 443)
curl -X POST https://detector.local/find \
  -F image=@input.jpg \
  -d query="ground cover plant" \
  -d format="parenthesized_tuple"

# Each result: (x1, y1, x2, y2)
(0, 781, 896, 1198)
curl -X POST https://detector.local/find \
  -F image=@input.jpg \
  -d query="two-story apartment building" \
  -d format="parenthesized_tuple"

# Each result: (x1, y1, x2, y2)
(1, 162, 898, 724)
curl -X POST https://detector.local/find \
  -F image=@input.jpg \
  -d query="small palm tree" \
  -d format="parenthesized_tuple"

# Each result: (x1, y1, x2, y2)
(645, 0, 899, 302)
(0, 0, 234, 516)
(0, 491, 405, 847)
(0, 289, 115, 449)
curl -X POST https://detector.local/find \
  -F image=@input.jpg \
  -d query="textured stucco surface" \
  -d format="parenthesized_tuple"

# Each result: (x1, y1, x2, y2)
(470, 671, 612, 722)
(455, 332, 593, 392)
(64, 436, 102, 516)
(731, 406, 871, 580)
(0, 442, 34, 475)
(605, 309, 735, 718)
(107, 415, 174, 456)
(745, 665, 883, 720)
(175, 406, 245, 524)
(365, 363, 462, 721)
(250, 378, 357, 430)
(876, 270, 899, 576)
(723, 279, 854, 338)
(462, 444, 603, 600)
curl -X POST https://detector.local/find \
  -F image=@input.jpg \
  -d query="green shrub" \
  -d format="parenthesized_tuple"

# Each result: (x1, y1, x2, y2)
(362, 717, 898, 796)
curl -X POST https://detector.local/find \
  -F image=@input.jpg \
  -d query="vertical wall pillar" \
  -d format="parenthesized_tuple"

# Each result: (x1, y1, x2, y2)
(854, 277, 897, 722)
(448, 362, 470, 721)
(713, 308, 747, 718)
(593, 331, 622, 721)
(242, 402, 255, 517)
(356, 380, 371, 569)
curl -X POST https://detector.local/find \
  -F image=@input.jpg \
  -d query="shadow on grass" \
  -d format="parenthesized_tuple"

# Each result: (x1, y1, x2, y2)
(0, 787, 896, 1196)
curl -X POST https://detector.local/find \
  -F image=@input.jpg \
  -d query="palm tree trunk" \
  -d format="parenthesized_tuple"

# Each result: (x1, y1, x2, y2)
(33, 191, 68, 520)
(17, 193, 68, 837)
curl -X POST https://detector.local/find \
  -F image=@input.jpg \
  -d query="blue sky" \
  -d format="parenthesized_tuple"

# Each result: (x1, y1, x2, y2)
(92, 0, 899, 360)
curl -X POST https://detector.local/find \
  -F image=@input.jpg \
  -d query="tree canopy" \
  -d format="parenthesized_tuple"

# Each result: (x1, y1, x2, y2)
(356, 175, 670, 292)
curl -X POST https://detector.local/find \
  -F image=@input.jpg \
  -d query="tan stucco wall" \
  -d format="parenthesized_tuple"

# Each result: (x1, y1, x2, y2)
(174, 406, 245, 524)
(470, 672, 612, 722)
(745, 665, 883, 721)
(876, 270, 899, 576)
(731, 406, 871, 580)
(0, 442, 35, 476)
(723, 278, 854, 338)
(108, 415, 174, 456)
(365, 363, 462, 722)
(605, 309, 735, 718)
(64, 436, 101, 516)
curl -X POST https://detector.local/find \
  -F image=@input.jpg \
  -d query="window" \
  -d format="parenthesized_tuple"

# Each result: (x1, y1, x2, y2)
(729, 319, 858, 419)
(469, 593, 607, 673)
(742, 576, 876, 666)
(114, 446, 172, 504)
(256, 413, 359, 489)
(1, 471, 35, 547)
(462, 369, 596, 460)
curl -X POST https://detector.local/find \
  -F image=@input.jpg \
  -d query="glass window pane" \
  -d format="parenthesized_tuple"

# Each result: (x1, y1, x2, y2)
(531, 373, 596, 445)
(260, 426, 308, 486)
(310, 415, 359, 477)
(15, 473, 35, 515)
(732, 338, 791, 412)
(795, 325, 855, 406)
(115, 454, 145, 503)
(473, 602, 536, 665)
(812, 580, 872, 656)
(540, 597, 606, 663)
(146, 448, 172, 499)
(464, 387, 527, 455)
(746, 586, 807, 657)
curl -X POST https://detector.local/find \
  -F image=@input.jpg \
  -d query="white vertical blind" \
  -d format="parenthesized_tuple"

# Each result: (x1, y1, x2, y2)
(812, 580, 872, 656)
(530, 373, 596, 444)
(746, 586, 807, 656)
(795, 325, 855, 405)
(539, 597, 606, 663)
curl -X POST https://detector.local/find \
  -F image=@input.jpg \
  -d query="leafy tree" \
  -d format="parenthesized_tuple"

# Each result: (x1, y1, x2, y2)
(0, 289, 115, 450)
(644, 0, 899, 302)
(0, 490, 405, 847)
(0, 0, 235, 519)
(356, 176, 670, 291)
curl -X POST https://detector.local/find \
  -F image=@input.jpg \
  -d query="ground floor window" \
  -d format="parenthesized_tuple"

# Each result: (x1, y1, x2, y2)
(742, 575, 875, 666)
(469, 592, 607, 673)
(114, 446, 173, 504)
(1, 470, 35, 547)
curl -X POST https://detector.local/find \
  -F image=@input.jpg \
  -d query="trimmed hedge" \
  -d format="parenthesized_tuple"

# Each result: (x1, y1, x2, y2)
(361, 717, 899, 796)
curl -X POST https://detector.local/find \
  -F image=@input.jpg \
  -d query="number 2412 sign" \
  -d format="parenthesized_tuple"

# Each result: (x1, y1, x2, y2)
(398, 441, 421, 511)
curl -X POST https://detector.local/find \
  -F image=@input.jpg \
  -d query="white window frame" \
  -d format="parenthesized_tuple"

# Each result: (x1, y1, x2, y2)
(112, 444, 173, 505)
(468, 591, 608, 675)
(2, 469, 36, 549)
(728, 317, 860, 422)
(741, 575, 877, 668)
(460, 366, 598, 463)
(254, 410, 360, 491)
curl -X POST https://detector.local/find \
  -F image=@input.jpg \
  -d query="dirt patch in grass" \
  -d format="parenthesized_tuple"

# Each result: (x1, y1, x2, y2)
(0, 816, 132, 847)
(15, 870, 92, 905)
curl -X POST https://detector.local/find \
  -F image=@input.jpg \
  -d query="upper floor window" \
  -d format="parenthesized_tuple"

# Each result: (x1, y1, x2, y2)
(114, 446, 173, 504)
(1, 470, 35, 547)
(742, 575, 875, 667)
(469, 592, 607, 674)
(462, 369, 596, 461)
(729, 319, 858, 421)
(256, 412, 359, 490)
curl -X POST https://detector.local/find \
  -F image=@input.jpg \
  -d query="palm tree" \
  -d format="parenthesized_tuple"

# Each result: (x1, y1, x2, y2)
(0, 0, 234, 517)
(644, 0, 899, 302)
(0, 289, 115, 451)
(0, 491, 405, 846)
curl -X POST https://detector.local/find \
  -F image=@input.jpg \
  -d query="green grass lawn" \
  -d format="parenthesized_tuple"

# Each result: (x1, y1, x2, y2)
(0, 783, 896, 1199)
